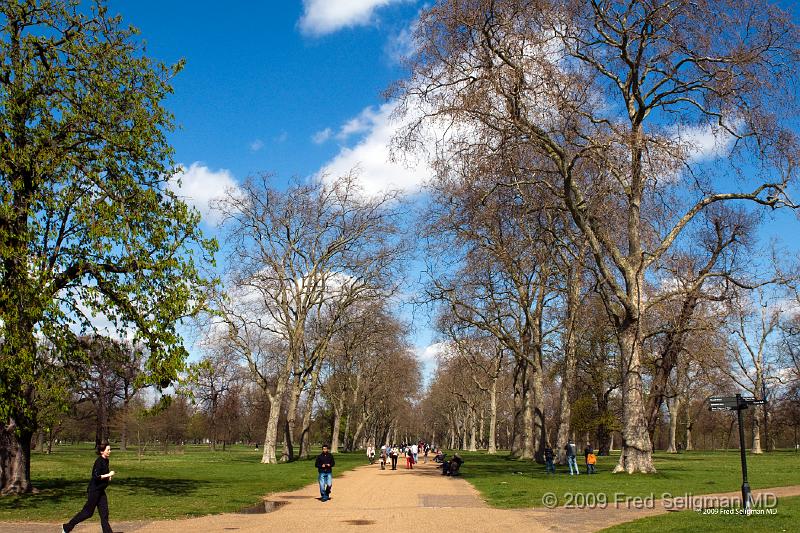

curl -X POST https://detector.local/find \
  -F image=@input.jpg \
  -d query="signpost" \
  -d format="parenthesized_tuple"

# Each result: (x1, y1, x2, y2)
(707, 393, 767, 512)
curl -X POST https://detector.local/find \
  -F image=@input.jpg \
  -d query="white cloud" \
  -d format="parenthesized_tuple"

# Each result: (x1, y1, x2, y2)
(318, 101, 433, 195)
(337, 107, 380, 141)
(249, 139, 264, 152)
(312, 127, 333, 144)
(386, 13, 420, 63)
(274, 131, 288, 143)
(169, 162, 239, 225)
(416, 341, 446, 363)
(673, 120, 740, 163)
(299, 0, 408, 36)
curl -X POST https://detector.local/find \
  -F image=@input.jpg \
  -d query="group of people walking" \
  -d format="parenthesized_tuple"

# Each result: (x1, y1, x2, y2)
(373, 441, 431, 470)
(543, 439, 597, 475)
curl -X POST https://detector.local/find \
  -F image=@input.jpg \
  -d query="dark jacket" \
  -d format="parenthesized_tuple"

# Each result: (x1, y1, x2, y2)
(88, 456, 110, 492)
(565, 443, 576, 458)
(315, 452, 335, 474)
(544, 447, 554, 461)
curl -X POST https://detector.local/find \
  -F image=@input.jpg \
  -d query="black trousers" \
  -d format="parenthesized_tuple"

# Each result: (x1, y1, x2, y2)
(65, 489, 112, 533)
(391, 455, 398, 469)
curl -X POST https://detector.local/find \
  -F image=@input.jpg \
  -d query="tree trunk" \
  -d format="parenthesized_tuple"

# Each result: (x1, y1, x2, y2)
(557, 252, 582, 464)
(685, 415, 693, 451)
(645, 296, 698, 439)
(282, 377, 303, 462)
(522, 378, 535, 459)
(0, 422, 33, 495)
(478, 407, 485, 450)
(614, 323, 656, 473)
(330, 404, 343, 453)
(751, 410, 763, 454)
(261, 389, 284, 464)
(666, 396, 681, 453)
(120, 397, 130, 452)
(351, 414, 366, 451)
(468, 409, 477, 451)
(299, 363, 323, 459)
(510, 359, 528, 457)
(488, 378, 498, 454)
(530, 355, 546, 463)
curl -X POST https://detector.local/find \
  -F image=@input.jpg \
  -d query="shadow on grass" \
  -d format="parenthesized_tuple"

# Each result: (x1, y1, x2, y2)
(0, 477, 208, 511)
(112, 476, 210, 497)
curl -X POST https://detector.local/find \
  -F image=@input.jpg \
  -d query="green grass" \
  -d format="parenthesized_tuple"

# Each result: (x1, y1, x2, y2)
(452, 449, 800, 509)
(0, 444, 366, 522)
(600, 495, 800, 533)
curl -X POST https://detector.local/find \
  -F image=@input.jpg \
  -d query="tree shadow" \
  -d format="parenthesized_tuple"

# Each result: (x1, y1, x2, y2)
(0, 476, 207, 512)
(113, 476, 209, 496)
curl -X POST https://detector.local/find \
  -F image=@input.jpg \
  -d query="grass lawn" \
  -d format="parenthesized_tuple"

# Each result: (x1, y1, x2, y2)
(600, 495, 800, 533)
(451, 449, 800, 509)
(0, 444, 366, 522)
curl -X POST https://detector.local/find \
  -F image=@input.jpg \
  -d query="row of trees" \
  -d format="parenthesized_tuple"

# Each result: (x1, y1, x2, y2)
(393, 0, 800, 472)
(206, 174, 420, 463)
(420, 288, 800, 458)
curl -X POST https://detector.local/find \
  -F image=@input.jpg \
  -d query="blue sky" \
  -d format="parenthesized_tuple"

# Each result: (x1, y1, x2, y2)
(106, 0, 441, 365)
(110, 0, 423, 181)
(103, 1, 800, 374)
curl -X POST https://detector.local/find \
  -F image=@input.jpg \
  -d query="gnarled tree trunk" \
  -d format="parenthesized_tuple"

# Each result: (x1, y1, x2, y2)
(614, 323, 656, 473)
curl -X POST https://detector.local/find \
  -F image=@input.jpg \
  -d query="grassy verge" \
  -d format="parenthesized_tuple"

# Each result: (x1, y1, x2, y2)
(451, 449, 800, 509)
(0, 444, 366, 521)
(599, 495, 799, 533)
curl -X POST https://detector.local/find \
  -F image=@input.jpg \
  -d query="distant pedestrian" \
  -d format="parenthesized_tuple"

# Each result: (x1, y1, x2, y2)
(405, 448, 414, 469)
(390, 446, 399, 470)
(62, 442, 116, 533)
(367, 445, 375, 464)
(586, 451, 597, 474)
(544, 443, 556, 474)
(315, 444, 335, 502)
(584, 442, 594, 474)
(565, 439, 579, 475)
(380, 445, 387, 470)
(411, 442, 419, 464)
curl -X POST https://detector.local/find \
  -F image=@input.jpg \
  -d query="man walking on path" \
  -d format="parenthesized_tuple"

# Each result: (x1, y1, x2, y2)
(315, 445, 335, 502)
(565, 439, 579, 475)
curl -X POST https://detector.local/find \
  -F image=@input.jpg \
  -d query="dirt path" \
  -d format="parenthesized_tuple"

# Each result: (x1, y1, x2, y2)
(3, 460, 799, 533)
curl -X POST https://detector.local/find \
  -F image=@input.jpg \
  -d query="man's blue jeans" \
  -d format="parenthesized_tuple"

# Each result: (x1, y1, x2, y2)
(567, 456, 579, 475)
(318, 472, 332, 500)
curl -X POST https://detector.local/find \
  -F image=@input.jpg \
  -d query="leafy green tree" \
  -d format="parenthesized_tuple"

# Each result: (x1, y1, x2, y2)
(0, 0, 215, 494)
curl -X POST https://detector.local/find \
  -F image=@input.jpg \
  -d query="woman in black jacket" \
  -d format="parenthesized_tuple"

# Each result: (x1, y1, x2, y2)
(62, 441, 116, 533)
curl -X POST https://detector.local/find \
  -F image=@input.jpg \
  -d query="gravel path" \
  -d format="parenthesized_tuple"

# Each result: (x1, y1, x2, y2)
(3, 460, 798, 533)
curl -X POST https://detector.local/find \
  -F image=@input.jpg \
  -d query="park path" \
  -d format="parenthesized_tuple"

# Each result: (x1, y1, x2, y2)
(2, 460, 799, 533)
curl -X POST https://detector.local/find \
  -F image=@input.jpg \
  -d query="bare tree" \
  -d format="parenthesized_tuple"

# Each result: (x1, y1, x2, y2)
(395, 0, 800, 472)
(212, 173, 405, 463)
(723, 288, 783, 453)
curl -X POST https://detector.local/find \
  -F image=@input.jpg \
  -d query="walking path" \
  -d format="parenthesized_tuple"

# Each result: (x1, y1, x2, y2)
(2, 460, 799, 533)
